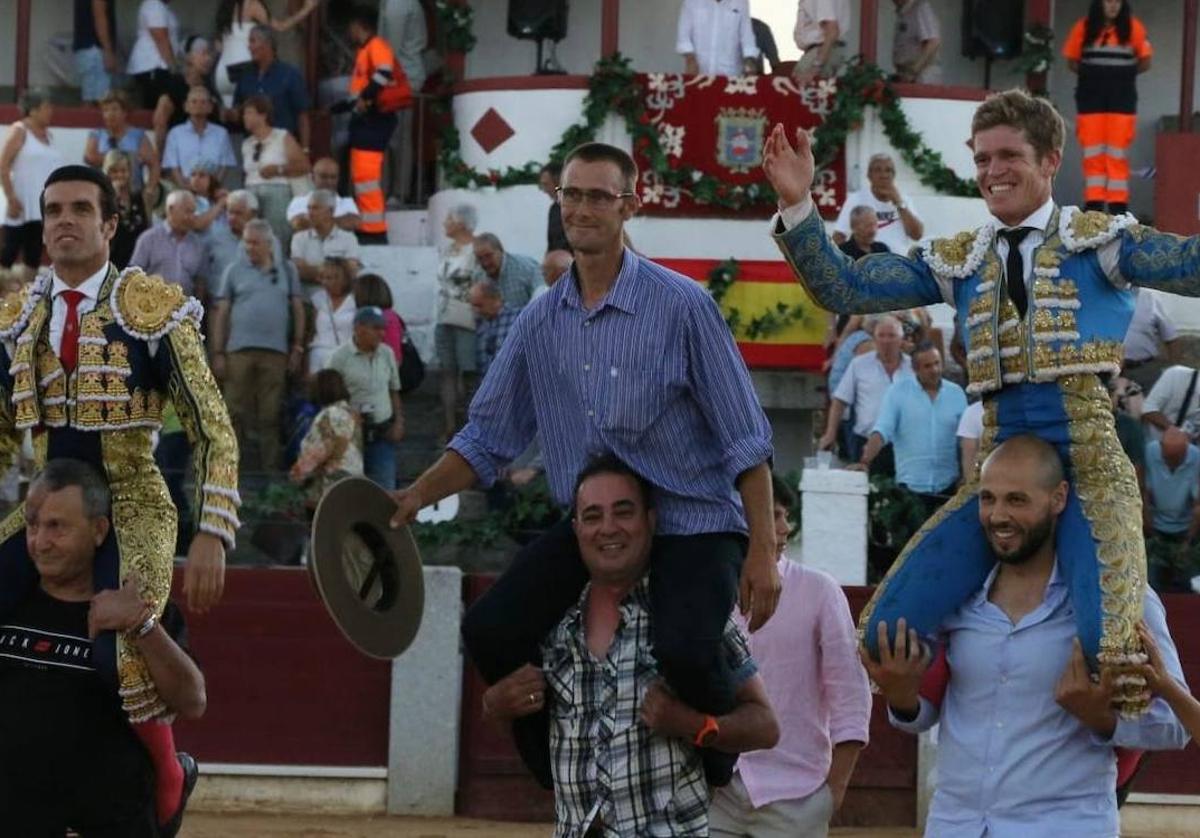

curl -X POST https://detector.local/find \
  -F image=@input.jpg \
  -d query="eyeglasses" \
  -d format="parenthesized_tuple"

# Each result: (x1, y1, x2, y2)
(555, 186, 635, 208)
(253, 142, 264, 163)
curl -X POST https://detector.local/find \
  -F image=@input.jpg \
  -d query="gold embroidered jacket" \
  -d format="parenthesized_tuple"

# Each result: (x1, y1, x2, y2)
(0, 265, 240, 545)
(774, 206, 1200, 395)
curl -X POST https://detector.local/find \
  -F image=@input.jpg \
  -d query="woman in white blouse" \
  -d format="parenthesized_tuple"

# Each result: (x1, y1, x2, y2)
(128, 0, 181, 109)
(241, 94, 309, 251)
(308, 257, 358, 376)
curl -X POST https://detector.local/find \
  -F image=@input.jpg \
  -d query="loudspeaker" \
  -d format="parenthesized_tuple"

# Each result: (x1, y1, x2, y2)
(508, 0, 569, 42)
(962, 0, 1023, 60)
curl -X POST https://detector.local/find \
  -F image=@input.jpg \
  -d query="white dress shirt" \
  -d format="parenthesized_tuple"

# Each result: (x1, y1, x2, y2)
(675, 0, 758, 77)
(50, 264, 160, 358)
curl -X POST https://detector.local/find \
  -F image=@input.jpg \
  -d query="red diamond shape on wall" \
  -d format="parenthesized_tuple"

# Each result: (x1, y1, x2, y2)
(470, 108, 515, 154)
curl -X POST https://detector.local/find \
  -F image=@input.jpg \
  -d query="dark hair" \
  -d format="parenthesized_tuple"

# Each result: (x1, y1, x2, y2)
(30, 458, 111, 519)
(572, 453, 655, 511)
(563, 142, 638, 191)
(242, 94, 274, 123)
(348, 5, 378, 31)
(354, 273, 393, 309)
(911, 340, 941, 360)
(216, 0, 246, 38)
(770, 473, 798, 511)
(41, 165, 119, 222)
(310, 369, 351, 407)
(540, 161, 563, 181)
(1085, 0, 1132, 46)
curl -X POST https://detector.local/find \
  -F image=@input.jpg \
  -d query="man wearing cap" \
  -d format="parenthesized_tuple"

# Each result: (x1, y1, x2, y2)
(209, 219, 305, 472)
(327, 306, 404, 490)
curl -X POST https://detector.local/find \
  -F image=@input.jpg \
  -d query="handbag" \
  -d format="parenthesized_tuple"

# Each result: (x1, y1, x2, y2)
(396, 315, 425, 393)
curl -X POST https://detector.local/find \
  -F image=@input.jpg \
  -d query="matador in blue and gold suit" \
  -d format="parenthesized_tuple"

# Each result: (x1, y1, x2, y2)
(0, 265, 239, 722)
(775, 198, 1200, 715)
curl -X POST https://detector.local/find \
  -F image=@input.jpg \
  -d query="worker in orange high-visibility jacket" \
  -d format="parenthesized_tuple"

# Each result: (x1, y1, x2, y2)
(1063, 0, 1152, 215)
(345, 6, 412, 243)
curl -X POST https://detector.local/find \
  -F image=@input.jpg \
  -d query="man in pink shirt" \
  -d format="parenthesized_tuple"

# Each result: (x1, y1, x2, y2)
(710, 475, 872, 836)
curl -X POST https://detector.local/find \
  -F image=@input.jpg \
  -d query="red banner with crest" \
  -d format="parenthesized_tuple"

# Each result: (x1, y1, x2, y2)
(633, 73, 846, 219)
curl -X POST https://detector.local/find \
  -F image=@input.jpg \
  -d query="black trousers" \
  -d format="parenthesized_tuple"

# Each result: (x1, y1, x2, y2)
(462, 518, 746, 787)
(1, 221, 42, 269)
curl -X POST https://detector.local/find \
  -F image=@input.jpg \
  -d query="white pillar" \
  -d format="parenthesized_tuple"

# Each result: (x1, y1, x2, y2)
(799, 468, 870, 584)
(386, 566, 463, 815)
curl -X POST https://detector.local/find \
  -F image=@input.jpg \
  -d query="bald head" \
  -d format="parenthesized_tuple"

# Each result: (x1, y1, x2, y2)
(542, 249, 572, 286)
(1162, 426, 1191, 468)
(982, 434, 1065, 491)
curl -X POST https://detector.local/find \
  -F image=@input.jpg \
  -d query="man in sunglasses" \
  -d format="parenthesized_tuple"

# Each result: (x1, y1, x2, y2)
(391, 141, 778, 788)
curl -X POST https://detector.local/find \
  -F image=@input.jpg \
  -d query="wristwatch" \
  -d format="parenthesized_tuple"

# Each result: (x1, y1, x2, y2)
(693, 714, 720, 747)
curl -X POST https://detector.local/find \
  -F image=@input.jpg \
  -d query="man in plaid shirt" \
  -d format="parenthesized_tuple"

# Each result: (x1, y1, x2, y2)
(483, 455, 779, 836)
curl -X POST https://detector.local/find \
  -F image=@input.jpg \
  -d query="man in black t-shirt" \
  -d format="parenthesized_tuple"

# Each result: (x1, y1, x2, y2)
(0, 460, 206, 837)
(837, 204, 891, 261)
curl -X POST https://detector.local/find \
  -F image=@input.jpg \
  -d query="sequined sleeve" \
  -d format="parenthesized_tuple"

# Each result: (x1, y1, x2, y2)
(1117, 224, 1200, 296)
(772, 208, 946, 314)
(159, 319, 241, 547)
(0, 346, 20, 473)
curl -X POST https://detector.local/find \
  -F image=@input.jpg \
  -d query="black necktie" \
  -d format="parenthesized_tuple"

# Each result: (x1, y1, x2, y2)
(999, 227, 1034, 318)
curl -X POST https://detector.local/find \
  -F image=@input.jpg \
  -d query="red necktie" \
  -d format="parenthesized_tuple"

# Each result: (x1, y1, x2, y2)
(59, 289, 85, 374)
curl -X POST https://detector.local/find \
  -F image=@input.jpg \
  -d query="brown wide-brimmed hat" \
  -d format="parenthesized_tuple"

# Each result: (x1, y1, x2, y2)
(309, 476, 425, 659)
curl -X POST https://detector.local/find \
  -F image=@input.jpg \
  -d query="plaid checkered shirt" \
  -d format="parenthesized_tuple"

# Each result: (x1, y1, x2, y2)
(541, 577, 756, 837)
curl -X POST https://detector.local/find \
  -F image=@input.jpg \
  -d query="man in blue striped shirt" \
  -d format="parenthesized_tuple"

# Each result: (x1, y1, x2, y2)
(390, 142, 778, 787)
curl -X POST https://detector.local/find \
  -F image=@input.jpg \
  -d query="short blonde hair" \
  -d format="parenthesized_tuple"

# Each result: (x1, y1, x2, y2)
(971, 89, 1065, 162)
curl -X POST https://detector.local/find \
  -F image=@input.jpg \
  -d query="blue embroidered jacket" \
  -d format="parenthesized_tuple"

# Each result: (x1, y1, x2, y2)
(773, 206, 1200, 395)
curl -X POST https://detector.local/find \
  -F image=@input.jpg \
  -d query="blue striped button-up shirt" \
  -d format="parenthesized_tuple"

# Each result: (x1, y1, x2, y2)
(450, 249, 773, 536)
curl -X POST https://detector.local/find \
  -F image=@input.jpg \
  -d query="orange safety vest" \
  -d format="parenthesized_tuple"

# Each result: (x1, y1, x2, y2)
(351, 36, 412, 113)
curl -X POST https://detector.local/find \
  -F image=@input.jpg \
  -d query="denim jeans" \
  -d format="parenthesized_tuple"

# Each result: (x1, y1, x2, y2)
(363, 437, 397, 490)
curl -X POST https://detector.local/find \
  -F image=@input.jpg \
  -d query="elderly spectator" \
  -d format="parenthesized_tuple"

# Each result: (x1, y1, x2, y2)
(287, 158, 361, 232)
(469, 280, 520, 378)
(710, 474, 871, 836)
(538, 162, 570, 253)
(819, 314, 911, 463)
(856, 342, 967, 508)
(837, 205, 890, 261)
(290, 368, 363, 507)
(308, 258, 358, 375)
(957, 398, 984, 481)
(892, 0, 943, 83)
(793, 0, 851, 84)
(216, 0, 319, 109)
(184, 161, 228, 236)
(379, 0, 428, 208)
(162, 86, 236, 187)
(85, 92, 157, 194)
(152, 35, 221, 156)
(291, 190, 363, 291)
(1143, 365, 1200, 440)
(833, 153, 923, 253)
(103, 150, 162, 271)
(130, 190, 207, 297)
(536, 249, 573, 300)
(1124, 288, 1180, 392)
(241, 94, 309, 249)
(0, 90, 63, 273)
(1143, 427, 1200, 593)
(207, 188, 258, 285)
(677, 0, 758, 76)
(232, 26, 311, 150)
(127, 0, 180, 109)
(328, 307, 404, 490)
(74, 0, 119, 104)
(210, 219, 305, 472)
(435, 203, 479, 442)
(473, 233, 541, 309)
(354, 273, 404, 365)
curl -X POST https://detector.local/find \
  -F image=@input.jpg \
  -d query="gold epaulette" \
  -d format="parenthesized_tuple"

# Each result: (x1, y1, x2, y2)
(111, 268, 202, 341)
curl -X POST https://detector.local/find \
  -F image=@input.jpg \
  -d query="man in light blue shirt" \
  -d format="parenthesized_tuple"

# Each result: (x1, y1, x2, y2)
(161, 86, 237, 186)
(864, 434, 1190, 838)
(858, 341, 966, 512)
(1143, 427, 1200, 592)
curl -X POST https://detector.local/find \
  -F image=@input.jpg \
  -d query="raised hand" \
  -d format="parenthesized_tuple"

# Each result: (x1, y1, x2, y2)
(762, 124, 815, 208)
